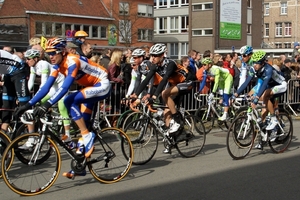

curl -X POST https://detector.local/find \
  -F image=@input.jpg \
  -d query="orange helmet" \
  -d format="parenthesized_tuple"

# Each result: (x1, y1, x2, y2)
(75, 30, 88, 38)
(45, 37, 66, 52)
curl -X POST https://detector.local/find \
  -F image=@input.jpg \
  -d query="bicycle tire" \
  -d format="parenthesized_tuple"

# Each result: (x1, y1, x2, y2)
(116, 109, 133, 128)
(124, 118, 158, 165)
(1, 133, 61, 196)
(122, 111, 143, 130)
(269, 111, 293, 153)
(88, 127, 133, 183)
(0, 130, 12, 178)
(14, 124, 53, 165)
(226, 115, 255, 160)
(175, 115, 206, 158)
(195, 105, 215, 134)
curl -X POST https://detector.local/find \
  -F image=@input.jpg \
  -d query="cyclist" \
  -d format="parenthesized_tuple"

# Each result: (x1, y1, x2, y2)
(232, 50, 287, 134)
(14, 37, 111, 178)
(131, 43, 193, 135)
(21, 49, 75, 149)
(72, 30, 88, 57)
(0, 48, 31, 134)
(200, 57, 233, 121)
(238, 45, 254, 89)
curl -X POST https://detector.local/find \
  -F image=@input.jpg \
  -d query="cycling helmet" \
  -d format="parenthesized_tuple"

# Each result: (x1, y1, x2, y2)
(45, 37, 66, 52)
(240, 45, 253, 55)
(24, 49, 40, 59)
(149, 43, 167, 55)
(201, 57, 213, 65)
(251, 50, 267, 64)
(75, 30, 88, 38)
(132, 49, 146, 57)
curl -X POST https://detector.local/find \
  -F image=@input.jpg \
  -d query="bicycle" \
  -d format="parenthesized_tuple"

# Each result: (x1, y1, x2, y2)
(1, 112, 134, 196)
(124, 100, 206, 165)
(226, 100, 293, 160)
(194, 93, 235, 134)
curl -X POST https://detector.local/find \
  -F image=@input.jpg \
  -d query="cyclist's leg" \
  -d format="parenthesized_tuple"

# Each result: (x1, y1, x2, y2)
(1, 76, 15, 132)
(219, 75, 233, 120)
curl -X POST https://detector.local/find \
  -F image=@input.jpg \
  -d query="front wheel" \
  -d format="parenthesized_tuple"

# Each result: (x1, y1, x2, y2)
(88, 127, 133, 183)
(0, 131, 12, 178)
(195, 105, 215, 134)
(1, 133, 61, 196)
(226, 116, 255, 160)
(175, 115, 206, 158)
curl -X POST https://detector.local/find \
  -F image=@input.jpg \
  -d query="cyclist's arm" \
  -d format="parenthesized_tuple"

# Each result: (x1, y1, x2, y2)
(238, 63, 248, 89)
(212, 68, 220, 93)
(28, 67, 36, 91)
(39, 61, 50, 87)
(126, 70, 138, 97)
(256, 67, 273, 97)
(236, 68, 255, 95)
(134, 67, 156, 96)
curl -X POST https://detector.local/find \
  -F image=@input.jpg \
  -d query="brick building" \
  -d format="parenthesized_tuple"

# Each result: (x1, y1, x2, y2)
(0, 0, 154, 51)
(263, 0, 300, 52)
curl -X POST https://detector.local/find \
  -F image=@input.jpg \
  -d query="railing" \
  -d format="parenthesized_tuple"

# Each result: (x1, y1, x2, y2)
(97, 79, 300, 116)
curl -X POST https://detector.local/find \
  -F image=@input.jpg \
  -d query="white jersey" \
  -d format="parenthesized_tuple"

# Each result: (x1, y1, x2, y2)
(28, 60, 65, 91)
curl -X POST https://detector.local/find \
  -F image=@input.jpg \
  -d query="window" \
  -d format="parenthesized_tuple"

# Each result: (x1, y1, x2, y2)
(45, 22, 52, 36)
(284, 22, 292, 36)
(247, 24, 251, 34)
(170, 43, 179, 59)
(74, 24, 81, 32)
(158, 17, 167, 34)
(119, 20, 131, 43)
(275, 23, 282, 36)
(100, 26, 107, 39)
(247, 0, 251, 8)
(264, 3, 269, 15)
(192, 3, 213, 11)
(138, 4, 153, 17)
(119, 2, 129, 15)
(275, 43, 282, 48)
(92, 26, 98, 38)
(138, 29, 153, 41)
(181, 43, 189, 56)
(181, 16, 188, 32)
(170, 0, 179, 7)
(170, 17, 178, 33)
(181, 0, 189, 7)
(265, 23, 269, 37)
(192, 29, 213, 36)
(159, 0, 167, 8)
(54, 23, 62, 36)
(83, 25, 89, 37)
(281, 2, 287, 14)
(284, 43, 291, 48)
(35, 22, 43, 35)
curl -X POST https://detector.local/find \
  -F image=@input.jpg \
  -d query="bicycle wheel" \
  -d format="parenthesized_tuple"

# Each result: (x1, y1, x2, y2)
(88, 127, 133, 183)
(116, 110, 133, 128)
(1, 133, 61, 196)
(226, 116, 255, 160)
(14, 124, 53, 165)
(124, 118, 158, 165)
(122, 111, 143, 130)
(269, 111, 293, 153)
(175, 115, 206, 158)
(195, 105, 215, 134)
(0, 131, 12, 178)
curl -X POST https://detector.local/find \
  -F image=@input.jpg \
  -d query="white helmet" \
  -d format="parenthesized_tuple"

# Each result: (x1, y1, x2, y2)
(132, 49, 145, 57)
(149, 43, 166, 55)
(25, 49, 40, 59)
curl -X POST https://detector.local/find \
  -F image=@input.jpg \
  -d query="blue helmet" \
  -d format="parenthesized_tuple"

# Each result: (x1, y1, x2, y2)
(240, 45, 253, 55)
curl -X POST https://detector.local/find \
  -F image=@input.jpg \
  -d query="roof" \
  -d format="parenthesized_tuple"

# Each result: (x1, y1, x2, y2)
(0, 0, 112, 19)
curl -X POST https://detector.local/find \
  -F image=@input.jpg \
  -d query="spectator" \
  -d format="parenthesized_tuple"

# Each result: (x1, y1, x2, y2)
(281, 58, 292, 81)
(65, 42, 78, 55)
(188, 49, 197, 74)
(81, 42, 93, 58)
(121, 49, 132, 86)
(223, 53, 235, 77)
(233, 58, 242, 90)
(292, 42, 300, 58)
(100, 48, 111, 69)
(203, 50, 212, 58)
(195, 51, 202, 69)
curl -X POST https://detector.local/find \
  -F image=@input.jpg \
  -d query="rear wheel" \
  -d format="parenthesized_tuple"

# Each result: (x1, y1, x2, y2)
(269, 112, 293, 153)
(175, 115, 206, 158)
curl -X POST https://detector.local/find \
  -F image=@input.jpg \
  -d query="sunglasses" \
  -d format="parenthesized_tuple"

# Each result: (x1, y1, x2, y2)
(46, 51, 61, 56)
(26, 57, 33, 61)
(242, 54, 248, 57)
(150, 54, 162, 57)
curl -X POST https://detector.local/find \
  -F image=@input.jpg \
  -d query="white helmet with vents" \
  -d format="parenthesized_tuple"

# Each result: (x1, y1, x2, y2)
(132, 49, 146, 57)
(149, 43, 166, 55)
